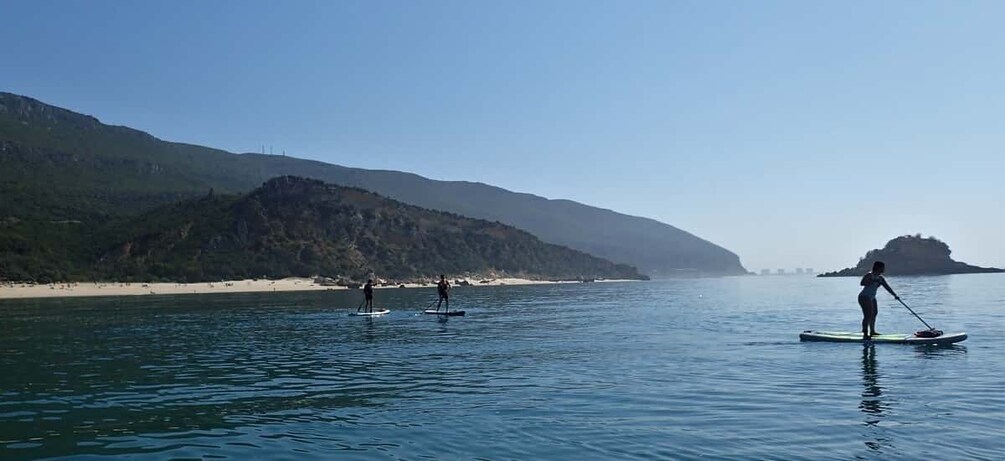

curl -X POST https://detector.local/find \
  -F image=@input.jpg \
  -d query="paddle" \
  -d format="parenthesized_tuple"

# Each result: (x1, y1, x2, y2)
(896, 298, 942, 337)
(356, 300, 364, 312)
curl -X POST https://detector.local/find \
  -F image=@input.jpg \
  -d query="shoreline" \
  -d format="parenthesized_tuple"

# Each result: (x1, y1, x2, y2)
(0, 277, 635, 300)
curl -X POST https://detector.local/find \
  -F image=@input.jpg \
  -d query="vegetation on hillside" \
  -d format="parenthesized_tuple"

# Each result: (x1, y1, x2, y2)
(2, 177, 646, 283)
(1, 92, 746, 276)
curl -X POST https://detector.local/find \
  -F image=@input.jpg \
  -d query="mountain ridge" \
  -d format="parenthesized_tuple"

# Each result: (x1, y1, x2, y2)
(0, 91, 746, 276)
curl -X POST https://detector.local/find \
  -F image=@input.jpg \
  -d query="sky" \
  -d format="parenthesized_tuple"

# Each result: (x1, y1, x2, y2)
(2, 0, 1003, 272)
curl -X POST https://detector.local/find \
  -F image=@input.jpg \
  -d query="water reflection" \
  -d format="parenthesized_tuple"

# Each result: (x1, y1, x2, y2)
(859, 344, 890, 453)
(359, 316, 379, 343)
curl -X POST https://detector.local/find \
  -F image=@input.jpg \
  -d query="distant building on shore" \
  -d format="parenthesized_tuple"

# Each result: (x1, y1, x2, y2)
(758, 268, 816, 276)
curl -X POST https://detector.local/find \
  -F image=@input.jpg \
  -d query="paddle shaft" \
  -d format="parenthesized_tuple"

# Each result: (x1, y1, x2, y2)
(897, 298, 935, 330)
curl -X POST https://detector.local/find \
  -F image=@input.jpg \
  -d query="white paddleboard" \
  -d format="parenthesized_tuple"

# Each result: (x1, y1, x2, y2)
(800, 330, 967, 345)
(349, 309, 390, 317)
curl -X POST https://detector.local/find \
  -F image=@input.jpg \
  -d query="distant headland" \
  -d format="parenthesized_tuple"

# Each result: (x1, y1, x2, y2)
(818, 234, 1003, 277)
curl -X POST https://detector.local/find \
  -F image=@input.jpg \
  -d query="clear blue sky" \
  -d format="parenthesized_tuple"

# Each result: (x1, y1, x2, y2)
(3, 0, 1003, 272)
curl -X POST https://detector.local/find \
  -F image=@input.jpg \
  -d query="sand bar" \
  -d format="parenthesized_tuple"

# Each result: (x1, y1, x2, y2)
(0, 277, 622, 300)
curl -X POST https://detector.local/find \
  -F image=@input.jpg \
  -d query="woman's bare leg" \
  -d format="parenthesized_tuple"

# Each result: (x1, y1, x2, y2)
(858, 295, 871, 338)
(869, 299, 879, 336)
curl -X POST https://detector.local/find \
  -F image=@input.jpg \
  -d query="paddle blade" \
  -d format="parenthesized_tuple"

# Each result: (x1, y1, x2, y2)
(915, 329, 943, 338)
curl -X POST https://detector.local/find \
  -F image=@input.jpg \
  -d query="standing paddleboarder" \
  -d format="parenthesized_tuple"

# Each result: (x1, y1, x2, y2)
(362, 279, 375, 313)
(436, 275, 451, 312)
(859, 261, 900, 340)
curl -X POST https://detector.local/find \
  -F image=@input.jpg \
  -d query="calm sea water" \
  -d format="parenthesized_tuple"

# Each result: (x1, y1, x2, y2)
(1, 274, 1003, 460)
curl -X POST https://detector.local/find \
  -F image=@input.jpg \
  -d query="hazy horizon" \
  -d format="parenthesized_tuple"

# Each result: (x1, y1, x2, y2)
(3, 0, 1002, 272)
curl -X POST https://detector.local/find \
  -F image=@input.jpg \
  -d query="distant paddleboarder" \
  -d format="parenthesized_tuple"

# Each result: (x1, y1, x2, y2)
(362, 279, 375, 313)
(436, 275, 451, 312)
(859, 261, 900, 340)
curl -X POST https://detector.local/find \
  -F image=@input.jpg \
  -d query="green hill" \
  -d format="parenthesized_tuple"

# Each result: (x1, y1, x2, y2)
(0, 91, 746, 276)
(818, 234, 1003, 277)
(88, 177, 644, 282)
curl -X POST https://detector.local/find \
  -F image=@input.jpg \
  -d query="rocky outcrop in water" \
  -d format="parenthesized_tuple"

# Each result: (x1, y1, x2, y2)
(818, 235, 1003, 277)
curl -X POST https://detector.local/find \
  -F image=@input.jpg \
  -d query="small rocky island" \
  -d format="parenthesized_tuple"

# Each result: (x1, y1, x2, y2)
(818, 234, 1003, 277)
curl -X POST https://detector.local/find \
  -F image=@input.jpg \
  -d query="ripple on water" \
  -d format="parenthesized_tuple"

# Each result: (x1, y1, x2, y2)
(1, 277, 1003, 459)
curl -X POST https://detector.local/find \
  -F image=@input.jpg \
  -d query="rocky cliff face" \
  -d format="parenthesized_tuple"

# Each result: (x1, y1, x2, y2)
(818, 235, 1003, 276)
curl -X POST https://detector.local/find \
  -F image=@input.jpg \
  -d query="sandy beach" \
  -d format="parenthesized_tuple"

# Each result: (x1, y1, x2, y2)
(0, 277, 612, 300)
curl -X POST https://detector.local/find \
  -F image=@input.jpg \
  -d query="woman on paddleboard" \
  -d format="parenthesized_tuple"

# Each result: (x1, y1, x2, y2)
(859, 261, 900, 339)
(362, 279, 374, 313)
(436, 275, 450, 312)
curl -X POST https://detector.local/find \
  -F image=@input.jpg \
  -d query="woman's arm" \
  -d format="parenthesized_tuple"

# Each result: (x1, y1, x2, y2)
(860, 274, 871, 286)
(880, 277, 899, 299)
